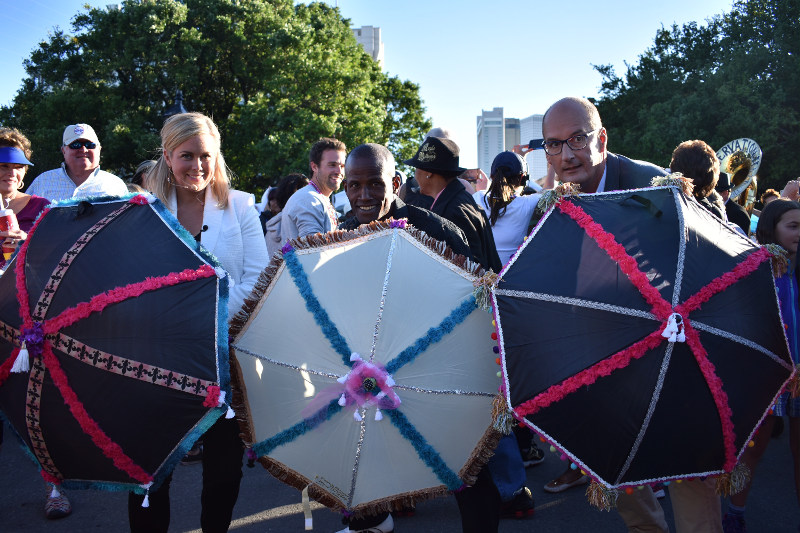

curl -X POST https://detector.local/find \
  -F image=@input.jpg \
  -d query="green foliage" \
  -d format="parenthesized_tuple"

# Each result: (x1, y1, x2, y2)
(1, 0, 430, 193)
(594, 0, 800, 192)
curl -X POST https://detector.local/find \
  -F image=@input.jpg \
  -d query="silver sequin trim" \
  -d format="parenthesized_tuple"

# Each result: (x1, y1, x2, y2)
(369, 230, 397, 362)
(672, 190, 687, 308)
(493, 289, 658, 321)
(392, 384, 494, 397)
(348, 410, 368, 508)
(230, 345, 343, 380)
(690, 320, 792, 370)
(615, 342, 674, 484)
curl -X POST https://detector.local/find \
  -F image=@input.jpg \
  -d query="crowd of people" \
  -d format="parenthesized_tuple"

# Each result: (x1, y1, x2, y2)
(1, 95, 799, 533)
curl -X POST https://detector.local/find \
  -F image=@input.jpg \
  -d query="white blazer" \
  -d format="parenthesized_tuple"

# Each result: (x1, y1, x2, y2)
(168, 187, 269, 318)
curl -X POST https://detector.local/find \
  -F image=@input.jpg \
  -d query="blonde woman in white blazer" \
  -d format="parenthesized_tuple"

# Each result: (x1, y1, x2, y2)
(134, 112, 268, 533)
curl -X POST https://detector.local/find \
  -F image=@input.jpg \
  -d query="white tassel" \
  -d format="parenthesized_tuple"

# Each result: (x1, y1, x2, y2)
(661, 313, 685, 343)
(338, 393, 347, 406)
(385, 376, 395, 387)
(350, 353, 361, 362)
(11, 345, 29, 373)
(353, 410, 362, 422)
(140, 482, 153, 508)
(374, 409, 383, 421)
(336, 375, 347, 384)
(49, 484, 61, 499)
(225, 405, 235, 419)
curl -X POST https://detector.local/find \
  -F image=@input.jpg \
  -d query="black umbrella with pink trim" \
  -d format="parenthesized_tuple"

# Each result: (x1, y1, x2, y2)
(492, 185, 793, 495)
(0, 195, 230, 501)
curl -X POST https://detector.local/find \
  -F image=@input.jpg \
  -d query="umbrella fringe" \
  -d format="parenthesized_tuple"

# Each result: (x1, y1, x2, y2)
(650, 174, 695, 196)
(459, 425, 503, 487)
(229, 257, 283, 341)
(490, 394, 514, 435)
(586, 481, 618, 511)
(536, 182, 581, 213)
(764, 243, 789, 278)
(715, 463, 751, 497)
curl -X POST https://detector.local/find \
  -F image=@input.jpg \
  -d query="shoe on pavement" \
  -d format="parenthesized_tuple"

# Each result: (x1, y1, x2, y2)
(543, 473, 590, 493)
(337, 514, 394, 533)
(44, 491, 72, 520)
(501, 486, 535, 519)
(521, 442, 545, 467)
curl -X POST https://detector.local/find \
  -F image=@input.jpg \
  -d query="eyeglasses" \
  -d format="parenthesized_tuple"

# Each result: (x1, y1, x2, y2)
(541, 129, 599, 156)
(66, 140, 97, 150)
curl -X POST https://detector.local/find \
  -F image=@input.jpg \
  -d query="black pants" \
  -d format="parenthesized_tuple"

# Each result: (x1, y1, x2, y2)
(454, 466, 501, 533)
(128, 417, 244, 533)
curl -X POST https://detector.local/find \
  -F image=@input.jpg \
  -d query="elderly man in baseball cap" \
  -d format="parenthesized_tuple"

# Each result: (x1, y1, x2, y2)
(26, 123, 128, 201)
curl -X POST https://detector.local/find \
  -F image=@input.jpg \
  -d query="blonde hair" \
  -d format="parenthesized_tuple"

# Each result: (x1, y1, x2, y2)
(145, 112, 230, 208)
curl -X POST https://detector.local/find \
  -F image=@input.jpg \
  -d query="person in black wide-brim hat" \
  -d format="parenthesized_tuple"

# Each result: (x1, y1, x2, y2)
(404, 137, 501, 272)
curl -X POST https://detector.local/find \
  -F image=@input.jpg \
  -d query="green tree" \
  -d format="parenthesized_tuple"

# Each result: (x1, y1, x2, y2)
(0, 0, 431, 193)
(593, 0, 800, 192)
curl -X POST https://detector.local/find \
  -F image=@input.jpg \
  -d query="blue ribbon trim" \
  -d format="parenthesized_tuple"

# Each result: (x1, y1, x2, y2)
(254, 399, 343, 456)
(386, 295, 477, 374)
(385, 408, 463, 490)
(283, 249, 351, 364)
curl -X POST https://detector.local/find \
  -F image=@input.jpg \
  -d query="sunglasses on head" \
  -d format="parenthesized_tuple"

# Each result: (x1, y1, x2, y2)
(67, 140, 97, 150)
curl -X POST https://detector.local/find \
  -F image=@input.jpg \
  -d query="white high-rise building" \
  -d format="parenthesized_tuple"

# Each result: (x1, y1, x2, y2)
(352, 26, 384, 67)
(520, 114, 547, 182)
(477, 107, 505, 176)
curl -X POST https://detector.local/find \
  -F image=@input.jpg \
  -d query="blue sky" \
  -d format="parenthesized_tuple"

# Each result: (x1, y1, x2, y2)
(1, 0, 735, 168)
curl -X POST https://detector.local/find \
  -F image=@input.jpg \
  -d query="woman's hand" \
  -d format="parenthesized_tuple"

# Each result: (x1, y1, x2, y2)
(781, 180, 800, 201)
(0, 228, 28, 250)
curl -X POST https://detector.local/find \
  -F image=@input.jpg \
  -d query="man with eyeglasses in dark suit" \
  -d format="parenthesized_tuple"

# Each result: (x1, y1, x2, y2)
(539, 97, 722, 533)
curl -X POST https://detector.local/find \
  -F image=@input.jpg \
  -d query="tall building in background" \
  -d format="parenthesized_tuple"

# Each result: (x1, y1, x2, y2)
(477, 107, 505, 176)
(477, 108, 547, 184)
(520, 114, 546, 181)
(352, 26, 384, 67)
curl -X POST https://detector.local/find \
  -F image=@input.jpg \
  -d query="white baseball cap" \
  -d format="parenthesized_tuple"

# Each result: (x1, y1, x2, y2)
(62, 124, 100, 147)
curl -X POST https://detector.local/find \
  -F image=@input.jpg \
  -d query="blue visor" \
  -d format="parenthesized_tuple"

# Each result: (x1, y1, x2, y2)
(0, 146, 33, 166)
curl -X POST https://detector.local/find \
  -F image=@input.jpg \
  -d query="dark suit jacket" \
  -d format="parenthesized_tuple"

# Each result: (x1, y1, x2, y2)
(604, 152, 667, 192)
(430, 179, 502, 272)
(339, 198, 472, 259)
(725, 200, 751, 234)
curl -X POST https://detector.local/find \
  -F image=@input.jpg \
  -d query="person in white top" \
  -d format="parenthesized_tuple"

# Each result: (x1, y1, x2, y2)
(474, 151, 540, 265)
(26, 123, 128, 201)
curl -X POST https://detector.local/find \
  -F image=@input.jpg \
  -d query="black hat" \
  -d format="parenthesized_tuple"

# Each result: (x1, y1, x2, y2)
(404, 136, 467, 177)
(715, 172, 732, 192)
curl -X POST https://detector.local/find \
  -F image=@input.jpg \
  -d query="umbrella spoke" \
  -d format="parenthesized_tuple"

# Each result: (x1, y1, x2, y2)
(50, 332, 218, 397)
(682, 321, 737, 470)
(385, 296, 477, 375)
(283, 249, 351, 365)
(515, 330, 666, 417)
(384, 409, 463, 490)
(254, 399, 343, 457)
(25, 356, 62, 480)
(43, 266, 217, 333)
